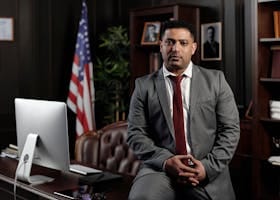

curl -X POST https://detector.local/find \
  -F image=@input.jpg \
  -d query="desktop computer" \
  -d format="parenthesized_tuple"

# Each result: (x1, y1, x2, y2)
(14, 98, 70, 184)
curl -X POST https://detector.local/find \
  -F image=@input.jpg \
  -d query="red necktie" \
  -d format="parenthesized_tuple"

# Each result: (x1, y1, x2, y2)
(169, 75, 187, 155)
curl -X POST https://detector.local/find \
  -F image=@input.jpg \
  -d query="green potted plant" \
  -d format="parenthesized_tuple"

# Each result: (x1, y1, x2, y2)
(94, 25, 130, 127)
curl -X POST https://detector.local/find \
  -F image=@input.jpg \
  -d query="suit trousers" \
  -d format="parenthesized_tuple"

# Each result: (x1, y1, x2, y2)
(128, 168, 211, 200)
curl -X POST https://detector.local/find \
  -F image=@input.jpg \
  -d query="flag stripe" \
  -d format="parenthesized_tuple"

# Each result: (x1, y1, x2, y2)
(67, 0, 96, 137)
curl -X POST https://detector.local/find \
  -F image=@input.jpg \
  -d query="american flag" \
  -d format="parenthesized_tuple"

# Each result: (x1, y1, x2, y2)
(67, 0, 96, 137)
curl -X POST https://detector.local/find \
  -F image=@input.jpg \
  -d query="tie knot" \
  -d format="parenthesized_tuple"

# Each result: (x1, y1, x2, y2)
(169, 75, 184, 85)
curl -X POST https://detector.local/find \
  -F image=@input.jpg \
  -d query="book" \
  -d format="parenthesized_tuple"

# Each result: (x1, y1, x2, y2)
(270, 45, 280, 78)
(273, 11, 280, 38)
(0, 145, 18, 159)
(268, 156, 280, 166)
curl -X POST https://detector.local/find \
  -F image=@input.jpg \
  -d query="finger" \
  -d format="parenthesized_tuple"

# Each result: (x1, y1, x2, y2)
(188, 177, 199, 185)
(177, 159, 192, 170)
(191, 182, 198, 186)
(186, 154, 198, 164)
(186, 154, 194, 158)
(179, 166, 199, 175)
(178, 170, 197, 177)
(178, 159, 196, 170)
(181, 157, 195, 167)
(176, 155, 190, 161)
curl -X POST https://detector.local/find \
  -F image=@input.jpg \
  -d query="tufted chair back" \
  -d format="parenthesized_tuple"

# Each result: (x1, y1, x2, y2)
(75, 131, 100, 166)
(98, 121, 140, 176)
(74, 121, 140, 176)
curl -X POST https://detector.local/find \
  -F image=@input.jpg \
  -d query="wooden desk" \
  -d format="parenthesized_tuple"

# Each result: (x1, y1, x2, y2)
(0, 157, 133, 199)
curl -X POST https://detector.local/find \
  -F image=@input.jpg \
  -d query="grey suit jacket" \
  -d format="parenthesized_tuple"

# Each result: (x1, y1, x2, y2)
(127, 65, 240, 200)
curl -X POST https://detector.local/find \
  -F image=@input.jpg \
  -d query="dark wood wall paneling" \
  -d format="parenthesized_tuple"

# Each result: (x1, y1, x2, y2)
(0, 0, 81, 156)
(0, 0, 19, 149)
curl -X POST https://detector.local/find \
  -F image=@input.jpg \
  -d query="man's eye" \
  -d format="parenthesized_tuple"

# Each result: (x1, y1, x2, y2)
(164, 40, 174, 46)
(180, 41, 188, 46)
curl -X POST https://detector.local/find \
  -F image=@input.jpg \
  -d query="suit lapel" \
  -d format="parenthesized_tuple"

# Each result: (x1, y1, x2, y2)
(189, 65, 201, 118)
(154, 69, 174, 138)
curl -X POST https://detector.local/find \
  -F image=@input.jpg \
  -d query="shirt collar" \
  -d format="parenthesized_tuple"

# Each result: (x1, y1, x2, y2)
(163, 61, 193, 78)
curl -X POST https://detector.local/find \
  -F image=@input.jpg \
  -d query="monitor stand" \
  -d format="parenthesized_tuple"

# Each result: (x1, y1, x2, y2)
(15, 133, 54, 185)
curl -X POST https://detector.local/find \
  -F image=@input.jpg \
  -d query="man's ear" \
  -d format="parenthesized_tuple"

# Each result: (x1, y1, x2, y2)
(159, 40, 163, 53)
(192, 42, 197, 55)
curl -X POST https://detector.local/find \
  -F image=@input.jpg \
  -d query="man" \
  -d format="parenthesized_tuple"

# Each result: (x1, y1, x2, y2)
(203, 26, 220, 58)
(127, 20, 240, 200)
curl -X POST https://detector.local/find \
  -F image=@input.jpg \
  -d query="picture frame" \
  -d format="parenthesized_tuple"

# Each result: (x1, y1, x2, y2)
(0, 17, 14, 41)
(141, 21, 161, 45)
(201, 22, 222, 61)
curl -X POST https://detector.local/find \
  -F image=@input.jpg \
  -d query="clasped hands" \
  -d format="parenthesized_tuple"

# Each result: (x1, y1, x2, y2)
(165, 154, 206, 186)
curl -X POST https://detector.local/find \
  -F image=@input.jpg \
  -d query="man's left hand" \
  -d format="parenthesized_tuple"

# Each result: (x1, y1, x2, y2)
(178, 154, 207, 185)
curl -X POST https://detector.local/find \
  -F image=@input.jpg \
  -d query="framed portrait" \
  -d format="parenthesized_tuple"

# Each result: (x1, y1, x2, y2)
(141, 21, 161, 45)
(0, 17, 14, 41)
(201, 22, 222, 61)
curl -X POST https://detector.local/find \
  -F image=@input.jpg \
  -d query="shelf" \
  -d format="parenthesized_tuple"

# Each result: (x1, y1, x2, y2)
(260, 78, 280, 93)
(260, 117, 280, 123)
(269, 162, 280, 167)
(260, 78, 280, 82)
(259, 38, 280, 43)
(258, 0, 280, 3)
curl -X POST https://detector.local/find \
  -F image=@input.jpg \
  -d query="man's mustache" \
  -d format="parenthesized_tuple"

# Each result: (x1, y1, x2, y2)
(168, 54, 181, 60)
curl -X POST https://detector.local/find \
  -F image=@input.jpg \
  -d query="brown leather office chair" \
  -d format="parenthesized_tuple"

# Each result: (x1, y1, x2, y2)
(98, 121, 140, 176)
(75, 131, 100, 166)
(75, 121, 140, 176)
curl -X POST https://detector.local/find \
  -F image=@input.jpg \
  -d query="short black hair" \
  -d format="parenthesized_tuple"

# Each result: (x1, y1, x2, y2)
(160, 20, 196, 41)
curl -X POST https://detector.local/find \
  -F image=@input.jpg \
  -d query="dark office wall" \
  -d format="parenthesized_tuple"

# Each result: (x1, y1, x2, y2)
(0, 0, 126, 153)
(0, 0, 76, 152)
(0, 0, 247, 153)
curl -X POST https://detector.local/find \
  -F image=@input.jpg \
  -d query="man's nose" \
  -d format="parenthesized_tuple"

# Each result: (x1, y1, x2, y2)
(171, 42, 179, 51)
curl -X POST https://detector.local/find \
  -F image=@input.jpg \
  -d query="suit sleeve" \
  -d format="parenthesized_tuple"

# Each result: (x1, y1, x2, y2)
(200, 72, 240, 182)
(126, 78, 173, 170)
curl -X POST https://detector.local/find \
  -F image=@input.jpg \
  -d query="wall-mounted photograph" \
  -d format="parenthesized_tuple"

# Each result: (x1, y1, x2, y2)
(201, 22, 222, 61)
(0, 17, 14, 41)
(141, 21, 161, 45)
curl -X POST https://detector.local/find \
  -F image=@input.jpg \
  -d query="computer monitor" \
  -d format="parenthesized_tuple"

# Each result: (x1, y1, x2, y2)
(14, 98, 70, 185)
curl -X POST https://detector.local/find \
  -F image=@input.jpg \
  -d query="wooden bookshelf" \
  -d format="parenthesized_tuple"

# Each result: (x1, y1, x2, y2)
(129, 4, 200, 92)
(250, 1, 280, 199)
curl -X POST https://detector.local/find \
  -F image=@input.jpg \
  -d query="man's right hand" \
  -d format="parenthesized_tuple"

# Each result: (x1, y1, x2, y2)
(164, 155, 200, 186)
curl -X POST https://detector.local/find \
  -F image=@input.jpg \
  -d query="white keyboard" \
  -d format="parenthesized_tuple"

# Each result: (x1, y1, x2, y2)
(69, 164, 102, 175)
